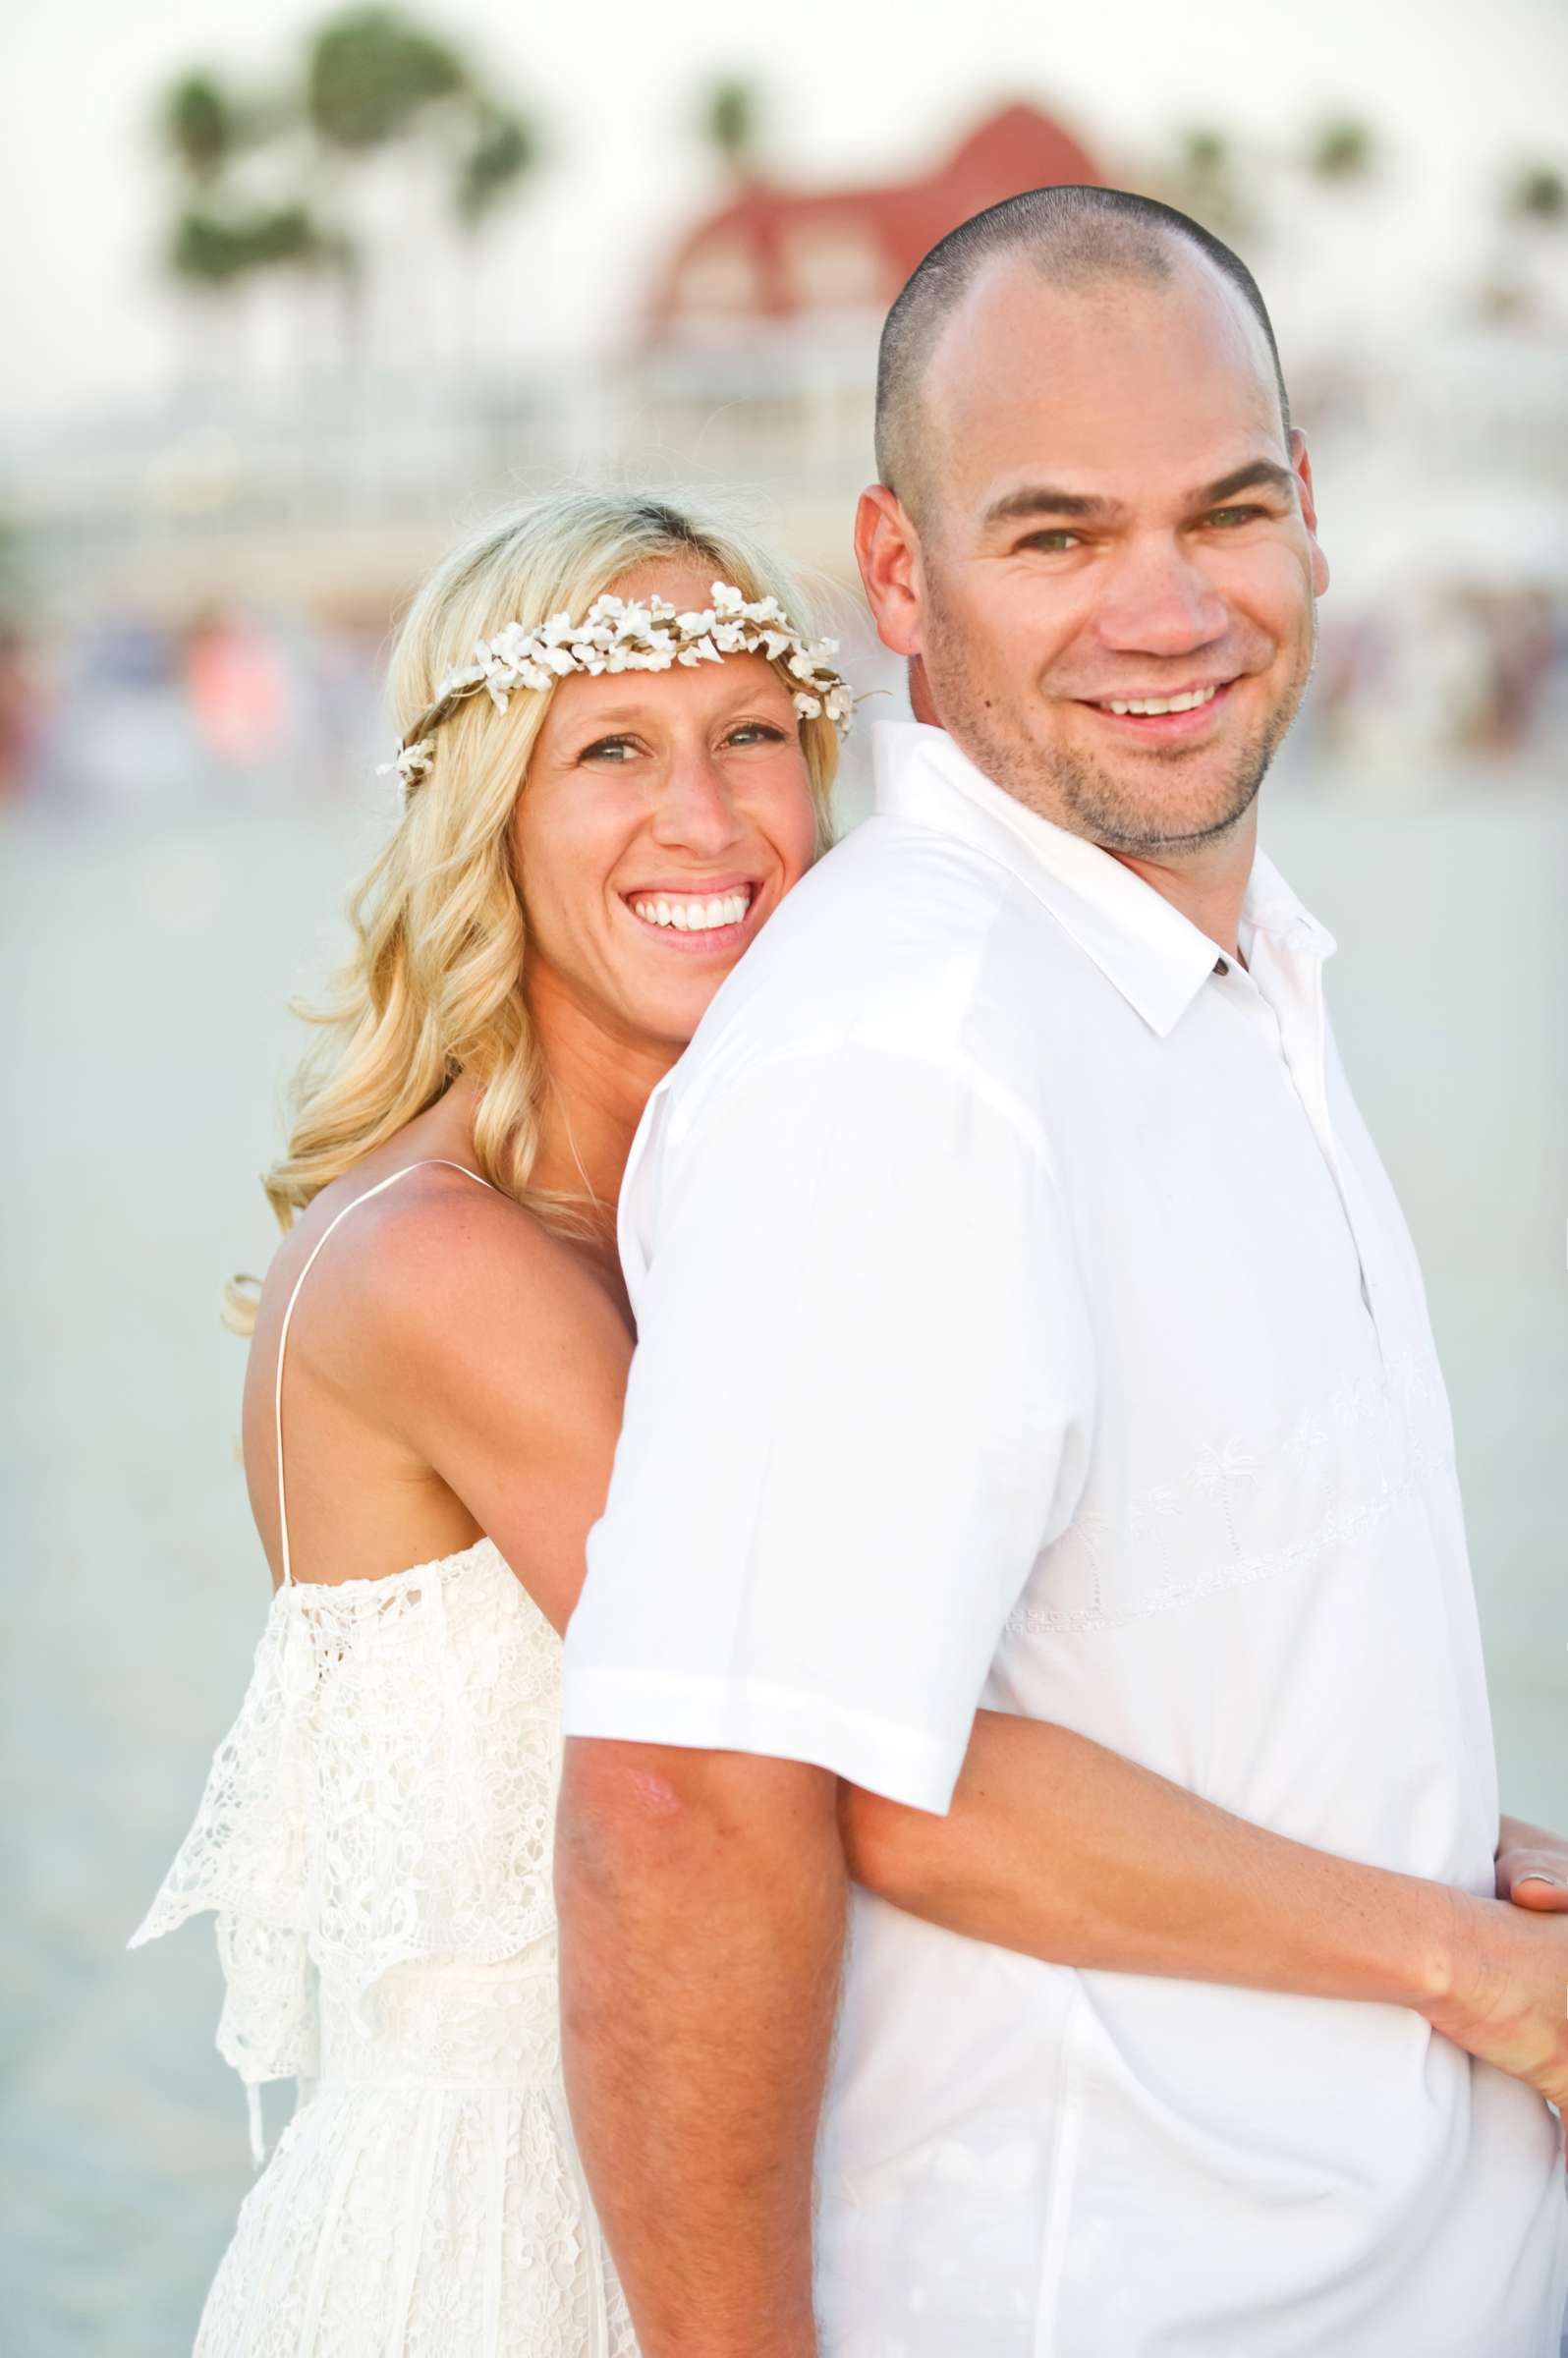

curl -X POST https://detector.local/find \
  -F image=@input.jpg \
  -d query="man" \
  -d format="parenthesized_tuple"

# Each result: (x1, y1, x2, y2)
(556, 187, 1568, 2355)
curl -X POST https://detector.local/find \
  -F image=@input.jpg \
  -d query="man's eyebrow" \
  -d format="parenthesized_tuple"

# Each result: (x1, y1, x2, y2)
(1193, 460, 1297, 508)
(983, 485, 1126, 528)
(981, 460, 1297, 532)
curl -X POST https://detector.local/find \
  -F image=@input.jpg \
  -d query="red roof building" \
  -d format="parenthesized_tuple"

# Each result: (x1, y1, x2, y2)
(649, 104, 1102, 339)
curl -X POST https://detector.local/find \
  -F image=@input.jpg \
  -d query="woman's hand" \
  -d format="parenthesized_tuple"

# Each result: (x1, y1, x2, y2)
(1422, 1888, 1568, 2159)
(1495, 1814, 1568, 1913)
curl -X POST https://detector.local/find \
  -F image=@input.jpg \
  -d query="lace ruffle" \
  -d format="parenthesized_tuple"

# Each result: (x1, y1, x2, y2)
(129, 1543, 564, 2105)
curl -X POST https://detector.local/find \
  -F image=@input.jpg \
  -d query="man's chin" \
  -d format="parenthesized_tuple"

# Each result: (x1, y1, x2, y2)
(1083, 791, 1263, 857)
(1051, 704, 1292, 848)
(924, 670, 1286, 853)
(1060, 760, 1268, 856)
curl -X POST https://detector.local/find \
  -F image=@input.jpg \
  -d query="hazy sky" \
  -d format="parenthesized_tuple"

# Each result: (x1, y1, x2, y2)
(3, 0, 1564, 433)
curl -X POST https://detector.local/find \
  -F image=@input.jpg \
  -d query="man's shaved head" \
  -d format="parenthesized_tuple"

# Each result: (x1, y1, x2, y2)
(875, 185, 1290, 524)
(854, 178, 1326, 863)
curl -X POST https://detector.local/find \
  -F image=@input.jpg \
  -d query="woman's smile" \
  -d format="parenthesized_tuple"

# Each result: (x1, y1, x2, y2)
(619, 876, 762, 951)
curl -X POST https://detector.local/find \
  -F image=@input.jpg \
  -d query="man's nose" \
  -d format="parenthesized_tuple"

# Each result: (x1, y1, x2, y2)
(649, 752, 748, 853)
(1092, 538, 1229, 659)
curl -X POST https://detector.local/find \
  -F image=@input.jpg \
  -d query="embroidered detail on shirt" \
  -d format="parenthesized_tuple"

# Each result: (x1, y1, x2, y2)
(1005, 1349, 1446, 1636)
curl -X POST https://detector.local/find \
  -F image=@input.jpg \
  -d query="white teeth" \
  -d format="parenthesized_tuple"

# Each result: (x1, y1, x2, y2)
(629, 889, 752, 933)
(1099, 685, 1221, 717)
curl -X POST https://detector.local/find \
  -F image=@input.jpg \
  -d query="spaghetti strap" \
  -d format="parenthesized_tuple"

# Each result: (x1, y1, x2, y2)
(272, 1159, 494, 1587)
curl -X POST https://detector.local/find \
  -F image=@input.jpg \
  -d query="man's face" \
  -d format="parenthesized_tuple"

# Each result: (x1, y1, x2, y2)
(863, 253, 1329, 855)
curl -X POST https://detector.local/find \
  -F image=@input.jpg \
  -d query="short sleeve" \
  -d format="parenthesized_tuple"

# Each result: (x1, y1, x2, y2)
(562, 1045, 1094, 1812)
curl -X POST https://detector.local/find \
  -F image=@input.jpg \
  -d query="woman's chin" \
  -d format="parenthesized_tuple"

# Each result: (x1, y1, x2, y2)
(631, 965, 741, 1048)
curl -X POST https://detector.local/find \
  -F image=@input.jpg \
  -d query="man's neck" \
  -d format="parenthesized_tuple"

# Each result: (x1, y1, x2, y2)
(1105, 812, 1258, 964)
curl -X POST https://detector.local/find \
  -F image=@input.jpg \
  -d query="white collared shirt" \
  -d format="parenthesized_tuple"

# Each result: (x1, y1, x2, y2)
(564, 721, 1568, 2355)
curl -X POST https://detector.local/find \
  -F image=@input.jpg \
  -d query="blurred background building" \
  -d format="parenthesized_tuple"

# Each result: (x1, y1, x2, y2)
(5, 16, 1568, 781)
(2, 1, 1564, 2350)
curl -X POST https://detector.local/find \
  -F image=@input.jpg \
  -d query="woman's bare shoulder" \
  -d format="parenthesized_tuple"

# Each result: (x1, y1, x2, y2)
(271, 1161, 630, 1414)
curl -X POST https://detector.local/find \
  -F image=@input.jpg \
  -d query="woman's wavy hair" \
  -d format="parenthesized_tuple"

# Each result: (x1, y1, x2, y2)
(232, 489, 841, 1325)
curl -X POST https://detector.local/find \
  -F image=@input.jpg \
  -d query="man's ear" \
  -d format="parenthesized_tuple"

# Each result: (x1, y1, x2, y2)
(855, 485, 924, 657)
(1290, 429, 1330, 599)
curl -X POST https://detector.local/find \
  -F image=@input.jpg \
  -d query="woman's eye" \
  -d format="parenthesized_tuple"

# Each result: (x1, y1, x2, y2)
(580, 736, 640, 763)
(726, 722, 787, 748)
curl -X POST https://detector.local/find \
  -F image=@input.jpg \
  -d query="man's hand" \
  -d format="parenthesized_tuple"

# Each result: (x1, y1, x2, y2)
(1423, 1889, 1568, 2155)
(1496, 1813, 1568, 1913)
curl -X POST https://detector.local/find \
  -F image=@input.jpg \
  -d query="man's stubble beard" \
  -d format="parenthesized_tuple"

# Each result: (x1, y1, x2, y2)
(921, 592, 1317, 858)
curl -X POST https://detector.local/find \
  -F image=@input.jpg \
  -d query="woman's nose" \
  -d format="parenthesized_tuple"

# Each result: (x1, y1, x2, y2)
(1092, 540, 1229, 658)
(648, 754, 748, 853)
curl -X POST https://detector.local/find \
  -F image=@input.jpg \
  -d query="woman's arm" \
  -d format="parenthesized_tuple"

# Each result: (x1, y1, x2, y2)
(839, 1711, 1445, 2000)
(840, 1710, 1568, 2119)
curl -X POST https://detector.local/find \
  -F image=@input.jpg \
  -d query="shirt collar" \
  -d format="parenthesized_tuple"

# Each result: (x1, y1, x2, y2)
(870, 720, 1334, 1038)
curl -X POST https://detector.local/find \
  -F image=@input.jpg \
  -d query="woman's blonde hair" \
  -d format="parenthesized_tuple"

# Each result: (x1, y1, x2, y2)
(243, 489, 841, 1311)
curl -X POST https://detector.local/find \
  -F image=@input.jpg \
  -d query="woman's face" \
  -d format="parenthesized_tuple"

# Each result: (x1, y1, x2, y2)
(513, 562, 822, 1054)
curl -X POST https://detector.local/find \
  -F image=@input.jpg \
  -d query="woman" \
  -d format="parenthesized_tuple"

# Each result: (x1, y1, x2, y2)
(129, 486, 1558, 2358)
(130, 488, 862, 2353)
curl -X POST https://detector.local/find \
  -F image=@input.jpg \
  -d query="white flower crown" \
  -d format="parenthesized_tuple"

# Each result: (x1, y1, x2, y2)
(380, 581, 856, 789)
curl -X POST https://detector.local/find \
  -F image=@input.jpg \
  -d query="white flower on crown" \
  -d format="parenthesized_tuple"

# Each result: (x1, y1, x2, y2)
(380, 581, 855, 787)
(376, 736, 438, 787)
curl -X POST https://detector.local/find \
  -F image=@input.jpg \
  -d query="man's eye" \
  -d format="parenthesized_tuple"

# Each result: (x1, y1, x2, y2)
(1205, 506, 1266, 529)
(1020, 531, 1081, 553)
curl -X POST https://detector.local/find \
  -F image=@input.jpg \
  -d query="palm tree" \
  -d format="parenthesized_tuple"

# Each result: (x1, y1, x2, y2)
(1507, 163, 1566, 225)
(159, 68, 330, 378)
(303, 8, 473, 365)
(1161, 129, 1254, 245)
(171, 203, 332, 284)
(452, 106, 539, 366)
(157, 10, 543, 376)
(456, 106, 536, 231)
(1473, 160, 1568, 324)
(701, 78, 762, 182)
(162, 74, 240, 186)
(1307, 118, 1375, 186)
(305, 8, 468, 153)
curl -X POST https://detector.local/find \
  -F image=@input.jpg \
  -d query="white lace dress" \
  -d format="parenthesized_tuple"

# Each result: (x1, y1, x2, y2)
(129, 1164, 639, 2356)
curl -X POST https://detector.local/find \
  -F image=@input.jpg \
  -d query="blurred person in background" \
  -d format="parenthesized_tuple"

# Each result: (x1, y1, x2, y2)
(184, 608, 292, 776)
(0, 620, 43, 797)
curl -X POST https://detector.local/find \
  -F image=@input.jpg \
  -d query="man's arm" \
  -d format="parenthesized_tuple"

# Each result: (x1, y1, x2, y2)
(559, 1048, 1092, 2348)
(557, 1744, 844, 2358)
(841, 1712, 1568, 2116)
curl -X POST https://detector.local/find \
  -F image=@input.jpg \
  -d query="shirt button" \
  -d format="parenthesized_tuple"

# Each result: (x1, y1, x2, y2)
(1213, 956, 1229, 976)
